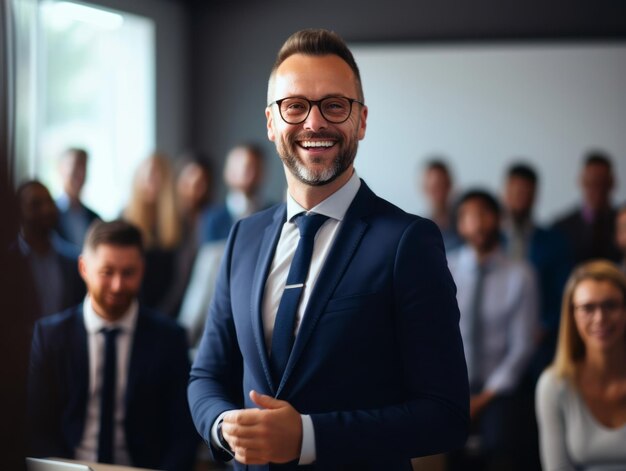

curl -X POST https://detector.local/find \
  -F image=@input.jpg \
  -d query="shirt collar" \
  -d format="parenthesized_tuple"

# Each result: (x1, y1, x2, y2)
(581, 204, 613, 224)
(286, 170, 361, 223)
(56, 193, 70, 212)
(83, 296, 139, 335)
(226, 190, 260, 220)
(502, 215, 534, 236)
(458, 244, 505, 272)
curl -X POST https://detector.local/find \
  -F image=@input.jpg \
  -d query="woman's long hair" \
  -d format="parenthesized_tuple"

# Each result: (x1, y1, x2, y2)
(123, 153, 181, 250)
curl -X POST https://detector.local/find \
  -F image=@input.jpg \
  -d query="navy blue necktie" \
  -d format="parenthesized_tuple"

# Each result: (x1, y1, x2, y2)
(98, 327, 120, 464)
(270, 213, 329, 384)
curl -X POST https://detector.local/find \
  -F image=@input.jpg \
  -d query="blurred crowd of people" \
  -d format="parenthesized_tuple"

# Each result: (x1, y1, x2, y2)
(14, 143, 269, 470)
(10, 144, 626, 470)
(14, 144, 268, 322)
(420, 151, 626, 470)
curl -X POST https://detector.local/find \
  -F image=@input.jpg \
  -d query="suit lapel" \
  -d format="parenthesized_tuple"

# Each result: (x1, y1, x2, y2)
(72, 306, 89, 387)
(276, 183, 374, 395)
(250, 205, 286, 394)
(126, 311, 149, 408)
(70, 307, 89, 444)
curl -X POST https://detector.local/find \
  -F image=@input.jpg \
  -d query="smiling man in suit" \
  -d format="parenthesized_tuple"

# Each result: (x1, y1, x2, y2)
(27, 219, 198, 471)
(188, 29, 469, 470)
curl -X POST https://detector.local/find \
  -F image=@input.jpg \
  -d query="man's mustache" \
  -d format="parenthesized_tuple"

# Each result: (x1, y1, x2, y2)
(291, 131, 342, 142)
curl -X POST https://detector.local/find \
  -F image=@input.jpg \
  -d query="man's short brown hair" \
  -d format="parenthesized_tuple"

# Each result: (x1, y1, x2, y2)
(268, 29, 364, 103)
(83, 219, 144, 254)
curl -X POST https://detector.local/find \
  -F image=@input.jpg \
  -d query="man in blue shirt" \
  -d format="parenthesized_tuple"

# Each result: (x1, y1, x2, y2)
(448, 189, 538, 470)
(56, 148, 101, 250)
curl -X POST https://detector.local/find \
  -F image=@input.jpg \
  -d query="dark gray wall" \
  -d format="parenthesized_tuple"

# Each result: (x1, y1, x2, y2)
(81, 0, 626, 202)
(189, 0, 626, 202)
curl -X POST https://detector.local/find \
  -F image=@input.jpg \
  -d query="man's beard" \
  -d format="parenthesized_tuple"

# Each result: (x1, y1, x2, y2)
(92, 289, 135, 319)
(277, 131, 358, 187)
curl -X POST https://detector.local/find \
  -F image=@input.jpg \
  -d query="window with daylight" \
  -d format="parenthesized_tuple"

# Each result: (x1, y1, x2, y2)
(37, 0, 155, 218)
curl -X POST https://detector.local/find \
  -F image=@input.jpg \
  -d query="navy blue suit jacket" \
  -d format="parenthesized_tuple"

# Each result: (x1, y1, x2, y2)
(56, 201, 101, 248)
(526, 226, 572, 334)
(199, 204, 235, 243)
(188, 181, 469, 470)
(27, 304, 198, 471)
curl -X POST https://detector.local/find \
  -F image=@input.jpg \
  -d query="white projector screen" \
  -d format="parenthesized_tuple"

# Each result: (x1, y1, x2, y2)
(351, 42, 626, 224)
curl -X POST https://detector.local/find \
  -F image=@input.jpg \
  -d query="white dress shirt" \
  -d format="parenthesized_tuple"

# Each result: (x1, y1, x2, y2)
(261, 172, 360, 352)
(226, 190, 263, 220)
(75, 297, 138, 465)
(212, 171, 361, 465)
(447, 245, 538, 394)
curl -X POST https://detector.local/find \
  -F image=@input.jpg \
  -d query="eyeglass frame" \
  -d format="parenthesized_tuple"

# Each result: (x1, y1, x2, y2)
(573, 298, 625, 318)
(267, 96, 365, 125)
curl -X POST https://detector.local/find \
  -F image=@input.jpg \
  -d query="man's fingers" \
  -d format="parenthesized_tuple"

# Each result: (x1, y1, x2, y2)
(223, 409, 261, 426)
(227, 434, 271, 466)
(226, 435, 264, 450)
(249, 389, 286, 409)
(222, 398, 302, 464)
(222, 422, 263, 440)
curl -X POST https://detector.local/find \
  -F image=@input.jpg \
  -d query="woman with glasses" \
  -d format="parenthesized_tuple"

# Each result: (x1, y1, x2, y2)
(536, 259, 626, 470)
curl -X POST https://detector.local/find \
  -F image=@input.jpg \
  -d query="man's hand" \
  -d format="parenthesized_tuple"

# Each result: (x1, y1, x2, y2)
(221, 390, 303, 465)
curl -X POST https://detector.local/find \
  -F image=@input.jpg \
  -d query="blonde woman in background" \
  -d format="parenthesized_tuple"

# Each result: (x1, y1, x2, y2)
(123, 153, 182, 312)
(124, 153, 181, 250)
(159, 153, 215, 317)
(536, 260, 626, 470)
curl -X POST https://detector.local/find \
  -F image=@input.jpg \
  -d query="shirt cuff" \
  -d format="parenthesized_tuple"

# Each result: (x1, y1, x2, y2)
(298, 414, 316, 465)
(210, 411, 232, 449)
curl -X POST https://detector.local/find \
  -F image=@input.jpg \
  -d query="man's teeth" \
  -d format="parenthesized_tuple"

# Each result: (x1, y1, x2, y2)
(301, 141, 334, 148)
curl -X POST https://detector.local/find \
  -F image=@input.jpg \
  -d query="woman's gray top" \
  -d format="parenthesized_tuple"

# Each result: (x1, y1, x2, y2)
(536, 369, 626, 471)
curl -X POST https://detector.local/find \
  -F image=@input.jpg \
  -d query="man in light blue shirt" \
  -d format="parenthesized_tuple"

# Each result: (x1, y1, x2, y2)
(447, 189, 538, 471)
(56, 148, 101, 250)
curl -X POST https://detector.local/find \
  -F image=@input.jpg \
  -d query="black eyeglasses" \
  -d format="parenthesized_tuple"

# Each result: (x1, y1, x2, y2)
(573, 298, 625, 318)
(268, 96, 364, 124)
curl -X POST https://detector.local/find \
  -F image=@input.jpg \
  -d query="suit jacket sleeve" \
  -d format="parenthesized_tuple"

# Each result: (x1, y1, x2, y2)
(311, 219, 469, 466)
